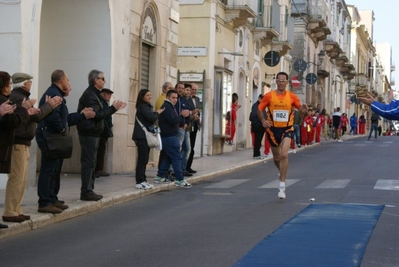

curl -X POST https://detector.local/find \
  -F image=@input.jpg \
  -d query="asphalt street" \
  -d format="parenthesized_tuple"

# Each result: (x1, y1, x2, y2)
(0, 136, 398, 267)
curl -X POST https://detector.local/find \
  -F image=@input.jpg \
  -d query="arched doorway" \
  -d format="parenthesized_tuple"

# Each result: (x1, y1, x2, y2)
(38, 0, 111, 172)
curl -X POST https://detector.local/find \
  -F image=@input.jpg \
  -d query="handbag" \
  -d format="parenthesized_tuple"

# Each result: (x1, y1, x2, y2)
(136, 118, 160, 148)
(43, 128, 73, 159)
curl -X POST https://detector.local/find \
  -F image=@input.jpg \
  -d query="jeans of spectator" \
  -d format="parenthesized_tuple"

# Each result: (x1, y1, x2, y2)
(368, 123, 378, 139)
(186, 126, 198, 170)
(134, 139, 150, 184)
(79, 135, 99, 195)
(36, 134, 64, 208)
(293, 124, 301, 145)
(157, 135, 184, 181)
(349, 126, 356, 134)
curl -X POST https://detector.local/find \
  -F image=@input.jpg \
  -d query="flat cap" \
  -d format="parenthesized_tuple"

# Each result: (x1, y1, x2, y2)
(101, 88, 114, 94)
(12, 72, 33, 84)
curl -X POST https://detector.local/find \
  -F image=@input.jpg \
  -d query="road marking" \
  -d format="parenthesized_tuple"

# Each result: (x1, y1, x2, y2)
(316, 179, 351, 189)
(258, 179, 300, 188)
(355, 144, 366, 146)
(374, 180, 399, 191)
(204, 179, 250, 188)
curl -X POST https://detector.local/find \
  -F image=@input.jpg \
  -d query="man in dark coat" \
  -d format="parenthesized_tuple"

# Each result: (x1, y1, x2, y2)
(250, 94, 266, 159)
(36, 70, 95, 214)
(95, 88, 114, 177)
(77, 69, 126, 201)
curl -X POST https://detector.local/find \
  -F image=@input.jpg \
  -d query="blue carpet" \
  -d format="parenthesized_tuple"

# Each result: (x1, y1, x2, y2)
(234, 203, 384, 267)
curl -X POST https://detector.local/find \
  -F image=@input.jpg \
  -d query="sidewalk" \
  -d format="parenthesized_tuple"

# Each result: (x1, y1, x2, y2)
(0, 135, 359, 239)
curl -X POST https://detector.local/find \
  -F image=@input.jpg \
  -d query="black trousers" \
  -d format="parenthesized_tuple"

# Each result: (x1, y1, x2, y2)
(252, 125, 265, 157)
(187, 127, 198, 170)
(95, 137, 108, 172)
(134, 139, 150, 184)
(79, 135, 99, 195)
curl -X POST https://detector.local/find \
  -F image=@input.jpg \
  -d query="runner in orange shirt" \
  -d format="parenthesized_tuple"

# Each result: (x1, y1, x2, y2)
(257, 72, 306, 199)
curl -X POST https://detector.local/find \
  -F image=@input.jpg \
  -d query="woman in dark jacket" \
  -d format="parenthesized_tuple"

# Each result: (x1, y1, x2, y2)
(132, 89, 164, 189)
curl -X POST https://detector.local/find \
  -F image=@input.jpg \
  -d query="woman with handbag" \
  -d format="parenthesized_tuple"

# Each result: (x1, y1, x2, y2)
(133, 89, 164, 190)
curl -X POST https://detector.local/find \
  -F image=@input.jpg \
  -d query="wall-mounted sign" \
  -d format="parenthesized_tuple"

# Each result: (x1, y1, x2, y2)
(306, 73, 317, 85)
(142, 7, 157, 46)
(178, 47, 207, 57)
(293, 59, 307, 72)
(263, 51, 280, 67)
(179, 73, 204, 82)
(170, 8, 179, 23)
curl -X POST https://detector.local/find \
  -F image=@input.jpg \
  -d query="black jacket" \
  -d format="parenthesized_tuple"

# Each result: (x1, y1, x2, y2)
(100, 97, 113, 138)
(77, 85, 117, 137)
(36, 84, 86, 136)
(0, 94, 30, 173)
(10, 87, 53, 146)
(132, 102, 159, 140)
(158, 100, 180, 137)
(250, 100, 266, 128)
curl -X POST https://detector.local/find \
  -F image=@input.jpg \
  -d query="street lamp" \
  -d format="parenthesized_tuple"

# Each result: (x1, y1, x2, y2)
(306, 50, 325, 67)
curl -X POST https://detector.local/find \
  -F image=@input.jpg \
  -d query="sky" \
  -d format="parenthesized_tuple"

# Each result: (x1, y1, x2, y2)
(345, 0, 398, 89)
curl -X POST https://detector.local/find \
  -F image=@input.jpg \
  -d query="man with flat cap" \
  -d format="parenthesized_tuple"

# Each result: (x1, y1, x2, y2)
(95, 88, 114, 177)
(2, 72, 62, 223)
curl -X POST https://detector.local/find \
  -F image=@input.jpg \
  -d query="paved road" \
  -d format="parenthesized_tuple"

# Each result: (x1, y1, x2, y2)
(0, 136, 398, 267)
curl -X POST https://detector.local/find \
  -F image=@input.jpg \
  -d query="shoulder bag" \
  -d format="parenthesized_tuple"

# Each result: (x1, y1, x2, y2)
(43, 128, 73, 159)
(136, 117, 160, 148)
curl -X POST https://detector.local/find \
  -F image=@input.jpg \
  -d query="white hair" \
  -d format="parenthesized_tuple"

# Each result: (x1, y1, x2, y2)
(13, 81, 28, 89)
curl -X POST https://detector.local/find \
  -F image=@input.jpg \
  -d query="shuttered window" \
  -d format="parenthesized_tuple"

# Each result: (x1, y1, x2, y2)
(141, 43, 150, 90)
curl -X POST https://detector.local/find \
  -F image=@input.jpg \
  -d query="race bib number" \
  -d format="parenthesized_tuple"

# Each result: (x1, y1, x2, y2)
(273, 110, 289, 122)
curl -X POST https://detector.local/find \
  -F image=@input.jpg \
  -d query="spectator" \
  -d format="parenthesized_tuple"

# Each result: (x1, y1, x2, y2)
(315, 109, 326, 143)
(155, 82, 174, 111)
(367, 112, 380, 141)
(0, 71, 37, 227)
(358, 114, 366, 135)
(186, 83, 201, 174)
(36, 70, 95, 214)
(3, 72, 61, 223)
(293, 109, 302, 148)
(132, 89, 164, 190)
(95, 88, 114, 177)
(77, 69, 126, 201)
(226, 93, 241, 145)
(250, 94, 266, 159)
(378, 125, 382, 136)
(349, 113, 357, 135)
(340, 113, 349, 137)
(154, 90, 191, 188)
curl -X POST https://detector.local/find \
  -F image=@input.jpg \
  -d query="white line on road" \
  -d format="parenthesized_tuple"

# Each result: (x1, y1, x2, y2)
(204, 179, 250, 188)
(316, 179, 351, 189)
(258, 179, 301, 188)
(374, 180, 399, 191)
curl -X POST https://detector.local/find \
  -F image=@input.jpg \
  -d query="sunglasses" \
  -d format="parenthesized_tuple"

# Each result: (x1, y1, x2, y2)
(97, 77, 105, 81)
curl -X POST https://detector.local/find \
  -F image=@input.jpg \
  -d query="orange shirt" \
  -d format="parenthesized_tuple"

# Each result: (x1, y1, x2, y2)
(258, 90, 301, 128)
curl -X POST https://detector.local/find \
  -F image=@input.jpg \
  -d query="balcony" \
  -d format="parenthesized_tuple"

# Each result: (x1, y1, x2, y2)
(325, 40, 342, 59)
(307, 0, 331, 43)
(334, 53, 349, 67)
(224, 5, 256, 28)
(253, 0, 280, 46)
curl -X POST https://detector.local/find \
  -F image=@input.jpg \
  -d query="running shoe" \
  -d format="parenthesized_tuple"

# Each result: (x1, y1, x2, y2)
(174, 179, 192, 188)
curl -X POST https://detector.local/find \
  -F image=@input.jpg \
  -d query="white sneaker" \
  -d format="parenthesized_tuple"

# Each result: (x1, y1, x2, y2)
(337, 139, 343, 142)
(292, 149, 296, 154)
(135, 182, 153, 190)
(278, 189, 286, 199)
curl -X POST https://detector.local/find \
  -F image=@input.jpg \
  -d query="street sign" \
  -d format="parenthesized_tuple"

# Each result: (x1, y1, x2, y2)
(305, 73, 317, 84)
(291, 76, 301, 88)
(263, 51, 280, 67)
(293, 59, 307, 72)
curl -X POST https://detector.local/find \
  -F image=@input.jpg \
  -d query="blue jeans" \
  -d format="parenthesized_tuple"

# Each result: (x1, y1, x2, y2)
(293, 124, 301, 146)
(368, 123, 378, 139)
(179, 129, 191, 172)
(36, 133, 64, 208)
(157, 135, 184, 181)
